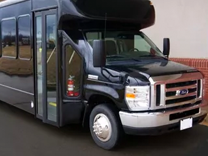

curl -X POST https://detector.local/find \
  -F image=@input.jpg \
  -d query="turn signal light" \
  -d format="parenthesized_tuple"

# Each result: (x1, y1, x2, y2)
(126, 93, 136, 99)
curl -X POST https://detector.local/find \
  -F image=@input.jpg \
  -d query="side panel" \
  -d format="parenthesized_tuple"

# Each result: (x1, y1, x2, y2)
(0, 1, 34, 114)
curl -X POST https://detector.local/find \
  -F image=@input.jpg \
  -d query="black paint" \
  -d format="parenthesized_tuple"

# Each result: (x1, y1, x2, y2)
(0, 0, 200, 127)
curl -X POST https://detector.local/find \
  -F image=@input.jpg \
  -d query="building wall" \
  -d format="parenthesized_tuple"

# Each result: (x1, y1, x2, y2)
(143, 0, 208, 59)
(143, 0, 208, 100)
(170, 58, 208, 100)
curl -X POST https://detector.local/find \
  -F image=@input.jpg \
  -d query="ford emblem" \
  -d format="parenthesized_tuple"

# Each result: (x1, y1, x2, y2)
(180, 89, 188, 95)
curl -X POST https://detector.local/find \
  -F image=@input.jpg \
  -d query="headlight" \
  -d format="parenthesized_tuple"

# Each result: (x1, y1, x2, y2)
(125, 86, 150, 111)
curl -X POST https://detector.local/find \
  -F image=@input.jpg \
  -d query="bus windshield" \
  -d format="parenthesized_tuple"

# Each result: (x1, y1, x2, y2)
(85, 31, 165, 65)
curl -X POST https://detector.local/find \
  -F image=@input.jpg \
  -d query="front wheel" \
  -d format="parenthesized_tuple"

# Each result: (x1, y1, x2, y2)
(89, 104, 122, 150)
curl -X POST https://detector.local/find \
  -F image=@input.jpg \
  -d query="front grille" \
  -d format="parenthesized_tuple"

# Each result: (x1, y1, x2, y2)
(153, 73, 203, 107)
(197, 80, 201, 97)
(166, 80, 197, 88)
(164, 79, 200, 106)
(166, 88, 197, 97)
(156, 85, 161, 106)
(166, 96, 196, 105)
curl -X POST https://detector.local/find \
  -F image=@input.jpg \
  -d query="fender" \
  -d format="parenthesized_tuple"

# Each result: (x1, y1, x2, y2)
(84, 83, 126, 109)
(82, 83, 127, 128)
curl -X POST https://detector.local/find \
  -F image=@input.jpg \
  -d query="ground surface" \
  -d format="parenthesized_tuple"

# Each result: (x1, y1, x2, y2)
(0, 102, 208, 156)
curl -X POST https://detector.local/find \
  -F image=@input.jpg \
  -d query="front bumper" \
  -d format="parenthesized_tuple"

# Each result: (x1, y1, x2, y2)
(119, 100, 208, 135)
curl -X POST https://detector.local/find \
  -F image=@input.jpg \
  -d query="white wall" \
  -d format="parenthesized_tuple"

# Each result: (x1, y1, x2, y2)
(143, 0, 208, 58)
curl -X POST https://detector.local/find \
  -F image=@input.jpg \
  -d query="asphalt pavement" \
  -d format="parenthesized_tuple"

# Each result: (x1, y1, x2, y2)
(0, 102, 208, 156)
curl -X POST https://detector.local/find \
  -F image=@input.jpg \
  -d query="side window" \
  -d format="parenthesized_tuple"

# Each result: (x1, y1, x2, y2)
(1, 18, 16, 58)
(65, 45, 82, 97)
(18, 15, 31, 59)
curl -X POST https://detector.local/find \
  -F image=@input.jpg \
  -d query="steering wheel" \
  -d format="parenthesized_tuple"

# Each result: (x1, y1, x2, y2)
(128, 48, 140, 53)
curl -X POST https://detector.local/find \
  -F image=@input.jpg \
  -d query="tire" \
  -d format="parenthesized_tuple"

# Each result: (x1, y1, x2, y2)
(89, 104, 122, 150)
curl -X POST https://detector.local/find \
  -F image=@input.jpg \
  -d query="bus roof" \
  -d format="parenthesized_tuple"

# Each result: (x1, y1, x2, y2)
(0, 0, 155, 29)
(72, 0, 152, 20)
(64, 0, 155, 29)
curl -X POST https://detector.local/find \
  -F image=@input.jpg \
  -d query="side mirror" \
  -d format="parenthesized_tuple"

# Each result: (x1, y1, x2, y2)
(93, 40, 106, 67)
(163, 38, 170, 57)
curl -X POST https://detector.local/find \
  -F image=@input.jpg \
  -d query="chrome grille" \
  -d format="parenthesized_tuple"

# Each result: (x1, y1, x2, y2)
(166, 95, 196, 105)
(149, 72, 204, 109)
(166, 80, 197, 88)
(165, 80, 198, 105)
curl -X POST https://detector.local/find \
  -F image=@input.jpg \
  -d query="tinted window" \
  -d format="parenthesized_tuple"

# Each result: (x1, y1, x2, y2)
(18, 15, 31, 59)
(46, 14, 57, 122)
(36, 16, 43, 117)
(1, 19, 16, 58)
(65, 45, 82, 97)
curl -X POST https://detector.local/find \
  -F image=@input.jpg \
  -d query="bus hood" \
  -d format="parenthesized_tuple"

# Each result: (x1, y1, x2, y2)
(107, 60, 198, 80)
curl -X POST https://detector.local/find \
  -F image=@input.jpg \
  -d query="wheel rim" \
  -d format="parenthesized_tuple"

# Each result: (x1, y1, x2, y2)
(93, 113, 112, 142)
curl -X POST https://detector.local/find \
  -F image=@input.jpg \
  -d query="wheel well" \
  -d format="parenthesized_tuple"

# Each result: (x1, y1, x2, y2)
(82, 94, 119, 128)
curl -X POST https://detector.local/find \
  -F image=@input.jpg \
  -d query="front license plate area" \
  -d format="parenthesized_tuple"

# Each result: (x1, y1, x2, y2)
(180, 118, 193, 130)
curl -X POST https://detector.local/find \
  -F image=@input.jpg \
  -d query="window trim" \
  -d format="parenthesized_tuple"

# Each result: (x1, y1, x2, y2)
(17, 14, 32, 61)
(63, 44, 83, 99)
(1, 17, 17, 59)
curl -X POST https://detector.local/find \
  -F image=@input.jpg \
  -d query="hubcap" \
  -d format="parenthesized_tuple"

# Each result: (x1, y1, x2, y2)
(93, 113, 112, 142)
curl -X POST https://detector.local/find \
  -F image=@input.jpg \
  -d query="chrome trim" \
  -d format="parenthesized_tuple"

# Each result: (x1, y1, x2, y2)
(166, 84, 197, 92)
(0, 84, 34, 96)
(149, 72, 203, 110)
(166, 92, 197, 100)
(200, 79, 203, 98)
(93, 113, 112, 142)
(202, 78, 206, 97)
(160, 84, 165, 106)
(119, 100, 208, 128)
(150, 72, 203, 84)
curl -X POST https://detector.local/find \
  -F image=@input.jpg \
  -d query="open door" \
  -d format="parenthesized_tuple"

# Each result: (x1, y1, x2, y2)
(34, 9, 59, 126)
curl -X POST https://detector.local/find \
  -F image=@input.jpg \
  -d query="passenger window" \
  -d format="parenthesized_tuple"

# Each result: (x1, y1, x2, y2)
(1, 18, 16, 58)
(65, 45, 82, 97)
(18, 15, 31, 59)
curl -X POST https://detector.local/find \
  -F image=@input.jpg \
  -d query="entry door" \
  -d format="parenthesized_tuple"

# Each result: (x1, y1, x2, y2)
(34, 9, 58, 125)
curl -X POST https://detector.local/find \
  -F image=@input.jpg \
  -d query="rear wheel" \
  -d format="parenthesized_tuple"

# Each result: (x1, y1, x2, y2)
(89, 104, 122, 150)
